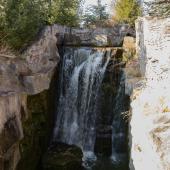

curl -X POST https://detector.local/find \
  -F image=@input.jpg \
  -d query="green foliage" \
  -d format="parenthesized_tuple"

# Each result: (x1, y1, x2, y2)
(0, 0, 81, 50)
(2, 0, 47, 49)
(82, 2, 109, 27)
(18, 91, 49, 170)
(48, 0, 80, 27)
(0, 0, 7, 43)
(113, 0, 141, 26)
(0, 1, 6, 28)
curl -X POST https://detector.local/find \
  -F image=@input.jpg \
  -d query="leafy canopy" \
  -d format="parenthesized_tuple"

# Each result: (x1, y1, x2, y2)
(0, 0, 81, 50)
(48, 0, 80, 26)
(113, 0, 141, 26)
(82, 1, 109, 27)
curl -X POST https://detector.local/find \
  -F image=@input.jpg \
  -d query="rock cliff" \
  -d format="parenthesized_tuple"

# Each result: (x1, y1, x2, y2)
(0, 24, 134, 170)
(129, 14, 170, 170)
(0, 25, 59, 170)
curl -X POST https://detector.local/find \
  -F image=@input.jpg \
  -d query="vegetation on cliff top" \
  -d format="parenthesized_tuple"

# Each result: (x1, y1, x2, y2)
(82, 0, 109, 27)
(0, 0, 141, 50)
(112, 0, 141, 26)
(0, 0, 81, 50)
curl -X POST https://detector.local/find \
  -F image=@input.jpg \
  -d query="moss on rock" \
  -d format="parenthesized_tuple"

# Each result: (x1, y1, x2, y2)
(17, 91, 50, 170)
(43, 143, 83, 170)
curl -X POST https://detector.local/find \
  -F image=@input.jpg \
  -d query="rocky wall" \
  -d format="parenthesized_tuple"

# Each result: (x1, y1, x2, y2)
(0, 25, 59, 170)
(129, 17, 170, 170)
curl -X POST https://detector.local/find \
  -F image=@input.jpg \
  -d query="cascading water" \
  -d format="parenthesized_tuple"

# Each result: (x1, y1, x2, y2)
(111, 71, 129, 164)
(53, 47, 110, 163)
(52, 47, 129, 170)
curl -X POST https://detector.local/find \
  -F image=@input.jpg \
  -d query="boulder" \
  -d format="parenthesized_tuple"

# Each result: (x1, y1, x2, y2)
(43, 142, 83, 170)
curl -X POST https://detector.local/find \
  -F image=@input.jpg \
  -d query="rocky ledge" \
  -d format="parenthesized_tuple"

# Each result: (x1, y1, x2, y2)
(55, 24, 135, 47)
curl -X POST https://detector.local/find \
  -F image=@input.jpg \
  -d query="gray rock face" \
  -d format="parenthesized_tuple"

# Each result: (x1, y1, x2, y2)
(0, 25, 60, 170)
(55, 24, 135, 47)
(0, 25, 60, 96)
(43, 142, 83, 170)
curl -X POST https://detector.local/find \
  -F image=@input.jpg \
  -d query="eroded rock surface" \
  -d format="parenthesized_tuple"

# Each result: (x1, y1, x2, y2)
(0, 25, 59, 170)
(130, 17, 170, 170)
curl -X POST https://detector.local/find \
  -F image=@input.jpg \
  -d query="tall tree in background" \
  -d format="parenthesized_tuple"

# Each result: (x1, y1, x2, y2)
(83, 1, 109, 27)
(97, 0, 102, 20)
(48, 0, 80, 27)
(0, 0, 7, 43)
(113, 0, 141, 26)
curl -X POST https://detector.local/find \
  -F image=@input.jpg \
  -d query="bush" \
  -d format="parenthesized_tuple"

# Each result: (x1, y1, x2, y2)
(113, 0, 141, 26)
(0, 0, 81, 50)
(5, 0, 47, 49)
(82, 2, 109, 27)
(48, 0, 80, 27)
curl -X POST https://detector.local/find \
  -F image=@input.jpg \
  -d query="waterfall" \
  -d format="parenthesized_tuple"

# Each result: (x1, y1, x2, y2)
(53, 47, 110, 161)
(111, 71, 128, 164)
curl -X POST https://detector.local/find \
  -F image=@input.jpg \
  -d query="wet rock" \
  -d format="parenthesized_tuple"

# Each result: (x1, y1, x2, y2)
(0, 114, 22, 170)
(43, 142, 83, 170)
(95, 126, 112, 156)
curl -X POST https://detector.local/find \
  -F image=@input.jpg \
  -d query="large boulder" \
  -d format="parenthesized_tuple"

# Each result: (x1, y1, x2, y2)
(43, 143, 83, 170)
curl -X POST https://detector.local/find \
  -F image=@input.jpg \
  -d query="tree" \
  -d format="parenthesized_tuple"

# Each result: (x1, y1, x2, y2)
(0, 0, 7, 42)
(48, 0, 80, 27)
(113, 0, 141, 26)
(0, 0, 81, 50)
(83, 1, 109, 27)
(3, 0, 48, 49)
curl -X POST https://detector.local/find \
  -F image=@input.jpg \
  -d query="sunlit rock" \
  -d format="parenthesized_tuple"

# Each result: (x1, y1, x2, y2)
(129, 17, 170, 170)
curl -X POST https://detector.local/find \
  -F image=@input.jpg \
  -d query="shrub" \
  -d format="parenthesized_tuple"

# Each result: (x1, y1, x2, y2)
(0, 0, 81, 50)
(113, 0, 141, 26)
(48, 0, 80, 27)
(82, 1, 109, 27)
